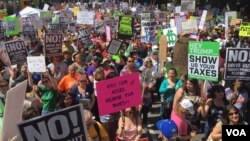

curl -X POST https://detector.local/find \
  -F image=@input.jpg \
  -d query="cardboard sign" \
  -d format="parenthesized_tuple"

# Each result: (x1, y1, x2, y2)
(27, 56, 46, 73)
(3, 16, 19, 36)
(173, 37, 190, 75)
(181, 0, 195, 12)
(159, 35, 167, 68)
(45, 33, 63, 57)
(107, 39, 122, 55)
(4, 40, 28, 65)
(77, 11, 95, 25)
(163, 27, 177, 47)
(1, 80, 27, 141)
(96, 73, 142, 116)
(22, 24, 36, 40)
(43, 3, 50, 11)
(239, 22, 250, 37)
(78, 28, 93, 48)
(188, 41, 219, 81)
(17, 105, 88, 141)
(224, 48, 250, 80)
(118, 16, 133, 40)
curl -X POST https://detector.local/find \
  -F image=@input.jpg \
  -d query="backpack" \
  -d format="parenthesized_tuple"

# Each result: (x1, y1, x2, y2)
(92, 120, 101, 141)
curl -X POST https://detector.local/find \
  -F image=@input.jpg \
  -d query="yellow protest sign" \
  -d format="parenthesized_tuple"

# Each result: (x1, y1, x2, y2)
(73, 6, 80, 17)
(239, 22, 250, 37)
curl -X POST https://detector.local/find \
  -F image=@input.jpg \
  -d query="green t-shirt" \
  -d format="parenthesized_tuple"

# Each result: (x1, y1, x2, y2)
(39, 86, 57, 111)
(0, 98, 4, 133)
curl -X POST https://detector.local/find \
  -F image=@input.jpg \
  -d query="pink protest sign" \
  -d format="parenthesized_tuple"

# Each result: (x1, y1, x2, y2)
(106, 26, 111, 41)
(96, 73, 142, 116)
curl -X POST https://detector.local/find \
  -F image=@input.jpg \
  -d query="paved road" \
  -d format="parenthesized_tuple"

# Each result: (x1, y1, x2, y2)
(142, 94, 205, 141)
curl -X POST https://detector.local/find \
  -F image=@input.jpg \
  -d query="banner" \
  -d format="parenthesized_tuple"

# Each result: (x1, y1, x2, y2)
(27, 56, 46, 73)
(224, 48, 250, 80)
(45, 33, 63, 57)
(96, 73, 142, 116)
(239, 22, 250, 37)
(1, 80, 27, 141)
(78, 28, 93, 48)
(17, 105, 88, 141)
(118, 16, 133, 39)
(3, 16, 19, 36)
(107, 39, 122, 55)
(22, 24, 36, 40)
(188, 41, 219, 81)
(4, 40, 28, 65)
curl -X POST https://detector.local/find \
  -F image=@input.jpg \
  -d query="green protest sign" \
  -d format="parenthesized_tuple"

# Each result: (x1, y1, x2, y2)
(3, 16, 19, 36)
(118, 16, 133, 39)
(188, 41, 220, 81)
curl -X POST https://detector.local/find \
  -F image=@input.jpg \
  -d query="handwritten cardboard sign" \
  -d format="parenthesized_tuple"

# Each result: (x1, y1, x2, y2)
(107, 39, 122, 55)
(27, 56, 46, 73)
(17, 105, 87, 141)
(4, 40, 28, 65)
(45, 33, 63, 57)
(96, 73, 142, 116)
(77, 11, 95, 25)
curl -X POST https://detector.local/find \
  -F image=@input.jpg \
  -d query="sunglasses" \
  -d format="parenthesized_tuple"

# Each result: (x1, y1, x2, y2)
(228, 111, 239, 116)
(128, 60, 134, 63)
(42, 80, 49, 84)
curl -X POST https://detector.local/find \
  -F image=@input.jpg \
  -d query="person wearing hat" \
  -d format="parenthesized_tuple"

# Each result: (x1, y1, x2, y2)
(101, 58, 115, 78)
(156, 119, 178, 141)
(71, 36, 79, 52)
(62, 37, 75, 55)
(171, 99, 196, 141)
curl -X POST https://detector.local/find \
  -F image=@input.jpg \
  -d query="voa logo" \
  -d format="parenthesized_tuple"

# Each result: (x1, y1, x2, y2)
(226, 129, 246, 136)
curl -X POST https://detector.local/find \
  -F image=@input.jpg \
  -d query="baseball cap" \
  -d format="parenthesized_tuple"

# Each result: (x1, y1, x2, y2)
(180, 99, 195, 115)
(156, 119, 178, 138)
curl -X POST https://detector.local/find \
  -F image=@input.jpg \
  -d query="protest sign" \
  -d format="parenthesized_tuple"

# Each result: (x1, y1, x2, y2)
(40, 11, 52, 24)
(107, 39, 122, 55)
(27, 56, 46, 73)
(94, 19, 105, 33)
(43, 3, 49, 11)
(163, 27, 177, 47)
(155, 11, 166, 22)
(106, 26, 111, 41)
(77, 11, 95, 25)
(173, 37, 190, 75)
(1, 80, 27, 141)
(4, 40, 28, 65)
(3, 16, 19, 36)
(239, 22, 250, 37)
(159, 35, 167, 68)
(118, 16, 133, 40)
(105, 19, 118, 31)
(17, 105, 88, 141)
(141, 21, 157, 43)
(96, 73, 142, 116)
(230, 19, 241, 26)
(182, 19, 197, 34)
(181, 0, 195, 12)
(188, 41, 219, 81)
(45, 33, 63, 57)
(141, 13, 151, 21)
(199, 10, 207, 30)
(224, 48, 250, 80)
(59, 10, 72, 23)
(73, 6, 80, 17)
(0, 43, 11, 66)
(78, 28, 93, 48)
(22, 24, 36, 40)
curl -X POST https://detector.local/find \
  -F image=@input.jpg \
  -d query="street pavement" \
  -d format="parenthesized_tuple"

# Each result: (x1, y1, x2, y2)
(142, 94, 205, 141)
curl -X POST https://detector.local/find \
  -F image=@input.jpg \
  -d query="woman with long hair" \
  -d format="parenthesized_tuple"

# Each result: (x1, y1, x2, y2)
(200, 85, 229, 139)
(208, 104, 247, 141)
(56, 93, 73, 110)
(117, 107, 142, 141)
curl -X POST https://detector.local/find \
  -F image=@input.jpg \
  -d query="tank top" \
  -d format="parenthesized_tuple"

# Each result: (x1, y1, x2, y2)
(207, 101, 224, 128)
